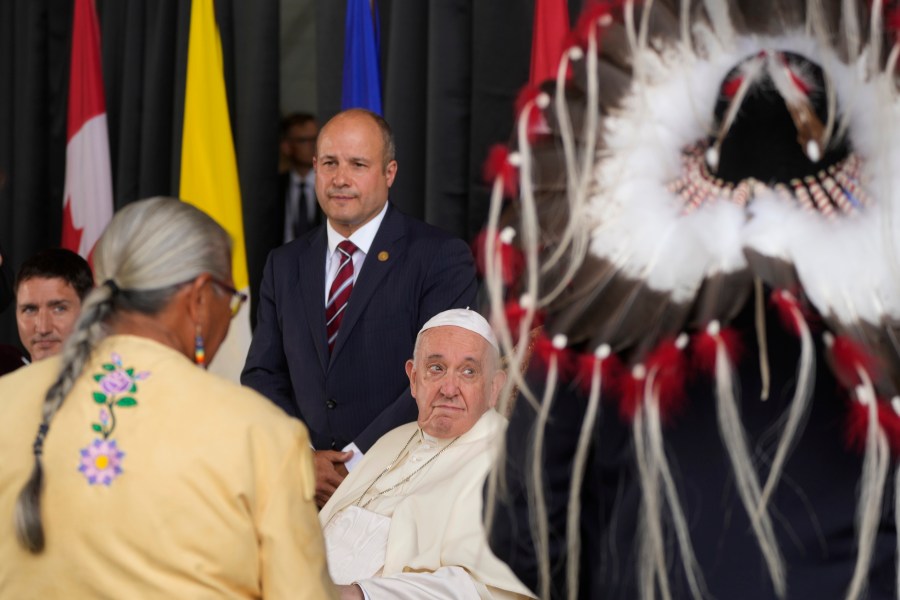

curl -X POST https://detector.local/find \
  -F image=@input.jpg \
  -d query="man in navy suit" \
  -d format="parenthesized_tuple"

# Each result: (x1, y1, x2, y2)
(242, 109, 477, 507)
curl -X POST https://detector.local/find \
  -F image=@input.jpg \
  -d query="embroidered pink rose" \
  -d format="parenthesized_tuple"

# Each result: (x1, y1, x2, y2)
(78, 439, 125, 485)
(100, 370, 132, 395)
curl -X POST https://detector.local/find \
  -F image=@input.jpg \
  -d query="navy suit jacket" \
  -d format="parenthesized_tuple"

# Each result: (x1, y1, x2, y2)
(241, 204, 477, 452)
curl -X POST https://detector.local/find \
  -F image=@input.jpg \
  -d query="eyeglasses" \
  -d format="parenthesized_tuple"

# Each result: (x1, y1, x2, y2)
(212, 279, 248, 318)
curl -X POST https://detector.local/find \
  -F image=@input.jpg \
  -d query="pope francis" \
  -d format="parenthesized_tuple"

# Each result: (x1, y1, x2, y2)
(318, 309, 535, 599)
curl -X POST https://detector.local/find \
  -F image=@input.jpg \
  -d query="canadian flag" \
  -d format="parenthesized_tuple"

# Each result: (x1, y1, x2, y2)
(62, 0, 113, 260)
(530, 0, 570, 85)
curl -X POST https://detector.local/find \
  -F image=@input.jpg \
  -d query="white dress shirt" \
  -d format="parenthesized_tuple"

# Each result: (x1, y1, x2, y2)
(284, 170, 317, 243)
(322, 201, 389, 469)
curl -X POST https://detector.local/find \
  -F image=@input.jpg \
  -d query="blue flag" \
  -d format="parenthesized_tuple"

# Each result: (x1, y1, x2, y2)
(341, 0, 382, 114)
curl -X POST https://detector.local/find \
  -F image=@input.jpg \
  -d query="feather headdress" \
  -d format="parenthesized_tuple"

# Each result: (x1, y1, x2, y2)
(483, 1, 900, 599)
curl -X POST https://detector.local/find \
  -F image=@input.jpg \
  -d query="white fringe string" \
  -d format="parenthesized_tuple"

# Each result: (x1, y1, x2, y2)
(844, 369, 890, 600)
(637, 0, 656, 61)
(531, 353, 560, 600)
(701, 0, 735, 46)
(754, 278, 771, 401)
(566, 350, 604, 600)
(713, 337, 787, 597)
(541, 47, 579, 276)
(633, 383, 673, 600)
(840, 0, 862, 62)
(886, 44, 900, 80)
(679, 0, 692, 53)
(490, 96, 546, 417)
(539, 23, 600, 305)
(484, 180, 523, 417)
(645, 369, 707, 600)
(868, 0, 884, 80)
(706, 56, 765, 171)
(757, 306, 815, 518)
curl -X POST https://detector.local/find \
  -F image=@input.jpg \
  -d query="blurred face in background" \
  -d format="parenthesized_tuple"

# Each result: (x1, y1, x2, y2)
(16, 276, 83, 360)
(282, 120, 318, 174)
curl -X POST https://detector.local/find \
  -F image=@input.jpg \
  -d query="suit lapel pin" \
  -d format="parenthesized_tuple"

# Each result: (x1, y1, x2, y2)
(378, 251, 389, 262)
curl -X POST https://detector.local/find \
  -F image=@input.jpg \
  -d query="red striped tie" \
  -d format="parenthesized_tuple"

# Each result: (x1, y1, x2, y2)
(326, 240, 358, 353)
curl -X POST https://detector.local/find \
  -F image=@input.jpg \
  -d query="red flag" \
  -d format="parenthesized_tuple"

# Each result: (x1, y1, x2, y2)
(62, 0, 113, 260)
(530, 0, 571, 85)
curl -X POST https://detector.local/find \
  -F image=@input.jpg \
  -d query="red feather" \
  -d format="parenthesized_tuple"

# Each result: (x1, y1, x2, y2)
(575, 350, 623, 396)
(532, 332, 575, 379)
(828, 334, 879, 389)
(885, 5, 900, 45)
(844, 399, 900, 455)
(503, 299, 545, 343)
(482, 144, 519, 198)
(776, 52, 812, 94)
(513, 85, 547, 144)
(787, 69, 811, 95)
(618, 368, 644, 422)
(645, 338, 688, 421)
(722, 75, 744, 98)
(692, 331, 719, 375)
(691, 327, 742, 376)
(471, 228, 525, 286)
(572, 1, 624, 48)
(769, 289, 807, 336)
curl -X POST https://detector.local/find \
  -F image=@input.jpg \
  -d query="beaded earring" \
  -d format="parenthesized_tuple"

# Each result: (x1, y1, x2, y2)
(194, 325, 206, 368)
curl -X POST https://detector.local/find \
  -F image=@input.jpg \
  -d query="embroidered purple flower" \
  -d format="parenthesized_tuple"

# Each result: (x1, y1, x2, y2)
(90, 354, 151, 432)
(99, 370, 132, 395)
(78, 439, 125, 486)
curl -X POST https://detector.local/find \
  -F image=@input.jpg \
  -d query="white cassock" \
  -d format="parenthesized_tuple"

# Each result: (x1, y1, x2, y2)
(319, 409, 535, 600)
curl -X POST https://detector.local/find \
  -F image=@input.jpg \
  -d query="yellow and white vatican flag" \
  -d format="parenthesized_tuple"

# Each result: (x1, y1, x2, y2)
(179, 0, 250, 382)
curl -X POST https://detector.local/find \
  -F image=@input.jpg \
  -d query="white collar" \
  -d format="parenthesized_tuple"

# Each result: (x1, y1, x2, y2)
(326, 201, 389, 256)
(289, 169, 315, 186)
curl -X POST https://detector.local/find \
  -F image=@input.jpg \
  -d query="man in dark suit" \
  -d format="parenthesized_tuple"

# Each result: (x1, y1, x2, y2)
(242, 109, 477, 507)
(246, 113, 323, 330)
(279, 113, 322, 243)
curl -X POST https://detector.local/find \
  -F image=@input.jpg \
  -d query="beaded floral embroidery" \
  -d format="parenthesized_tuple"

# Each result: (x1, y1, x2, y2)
(77, 353, 150, 486)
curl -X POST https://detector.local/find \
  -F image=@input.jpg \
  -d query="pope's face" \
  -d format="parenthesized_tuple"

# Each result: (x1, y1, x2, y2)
(313, 111, 397, 238)
(406, 326, 505, 439)
(16, 276, 83, 360)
